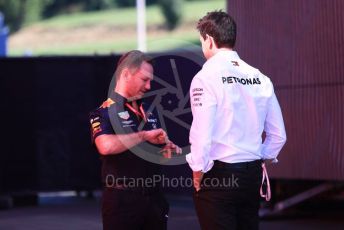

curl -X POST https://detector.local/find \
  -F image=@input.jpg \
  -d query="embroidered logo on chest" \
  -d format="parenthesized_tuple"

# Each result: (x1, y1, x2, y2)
(118, 111, 130, 120)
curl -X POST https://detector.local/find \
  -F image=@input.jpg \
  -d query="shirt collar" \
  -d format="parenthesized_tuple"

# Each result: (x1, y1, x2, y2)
(215, 50, 239, 59)
(205, 50, 240, 67)
(109, 91, 143, 106)
(109, 91, 127, 105)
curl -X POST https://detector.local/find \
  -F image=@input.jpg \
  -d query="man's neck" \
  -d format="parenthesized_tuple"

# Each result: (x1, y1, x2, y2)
(115, 88, 141, 102)
(214, 47, 233, 55)
(206, 47, 233, 60)
(114, 87, 129, 99)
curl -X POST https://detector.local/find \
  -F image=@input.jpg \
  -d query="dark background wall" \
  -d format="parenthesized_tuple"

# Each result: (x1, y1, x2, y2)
(0, 56, 115, 192)
(228, 0, 344, 180)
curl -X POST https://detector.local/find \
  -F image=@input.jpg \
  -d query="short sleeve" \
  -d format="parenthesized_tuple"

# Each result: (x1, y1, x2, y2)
(89, 109, 114, 142)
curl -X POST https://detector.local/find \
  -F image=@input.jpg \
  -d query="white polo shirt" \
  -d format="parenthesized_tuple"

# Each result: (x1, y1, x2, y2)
(186, 50, 287, 173)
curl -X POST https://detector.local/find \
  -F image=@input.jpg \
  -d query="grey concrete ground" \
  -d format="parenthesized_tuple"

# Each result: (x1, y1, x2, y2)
(0, 192, 343, 230)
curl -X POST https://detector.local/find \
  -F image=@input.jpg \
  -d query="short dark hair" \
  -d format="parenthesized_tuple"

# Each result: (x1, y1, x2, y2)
(114, 50, 153, 81)
(197, 10, 236, 48)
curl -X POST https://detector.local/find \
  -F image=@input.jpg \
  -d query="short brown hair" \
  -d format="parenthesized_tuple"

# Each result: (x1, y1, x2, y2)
(114, 50, 153, 82)
(197, 10, 236, 48)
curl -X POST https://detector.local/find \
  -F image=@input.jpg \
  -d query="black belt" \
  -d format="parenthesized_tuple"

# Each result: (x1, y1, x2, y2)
(213, 159, 262, 169)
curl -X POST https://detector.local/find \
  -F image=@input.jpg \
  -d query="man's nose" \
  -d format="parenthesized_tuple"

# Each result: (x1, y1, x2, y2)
(145, 81, 151, 90)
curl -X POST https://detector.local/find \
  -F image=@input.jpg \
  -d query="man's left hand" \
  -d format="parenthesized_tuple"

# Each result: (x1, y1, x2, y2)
(159, 141, 182, 158)
(193, 171, 204, 192)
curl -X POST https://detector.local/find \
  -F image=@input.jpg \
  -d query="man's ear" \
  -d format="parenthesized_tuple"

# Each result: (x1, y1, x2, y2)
(121, 68, 130, 81)
(206, 34, 216, 50)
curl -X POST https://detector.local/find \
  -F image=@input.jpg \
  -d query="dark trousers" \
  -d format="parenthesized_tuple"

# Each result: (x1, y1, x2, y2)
(193, 160, 262, 230)
(102, 188, 169, 230)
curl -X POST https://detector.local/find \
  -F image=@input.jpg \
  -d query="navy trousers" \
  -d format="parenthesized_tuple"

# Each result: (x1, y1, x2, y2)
(102, 188, 169, 230)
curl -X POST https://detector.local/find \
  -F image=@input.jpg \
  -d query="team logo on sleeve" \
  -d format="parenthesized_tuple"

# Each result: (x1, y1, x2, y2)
(191, 88, 204, 107)
(101, 98, 115, 108)
(118, 111, 130, 120)
(90, 117, 102, 136)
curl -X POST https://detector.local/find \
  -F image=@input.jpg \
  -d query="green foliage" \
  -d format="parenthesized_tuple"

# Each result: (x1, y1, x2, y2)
(43, 0, 81, 18)
(0, 0, 44, 31)
(85, 0, 114, 11)
(115, 0, 135, 7)
(115, 0, 157, 7)
(24, 0, 46, 25)
(159, 0, 183, 30)
(8, 0, 226, 55)
(0, 0, 23, 31)
(0, 0, 186, 32)
(42, 0, 113, 18)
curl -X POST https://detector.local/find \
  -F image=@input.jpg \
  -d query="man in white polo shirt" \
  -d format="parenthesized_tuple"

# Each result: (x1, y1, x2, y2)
(186, 10, 286, 230)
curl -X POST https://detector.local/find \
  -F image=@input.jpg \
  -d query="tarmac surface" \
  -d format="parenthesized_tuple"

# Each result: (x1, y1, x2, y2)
(0, 191, 343, 230)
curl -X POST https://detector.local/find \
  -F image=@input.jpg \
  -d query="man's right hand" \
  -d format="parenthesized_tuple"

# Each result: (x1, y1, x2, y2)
(141, 129, 167, 145)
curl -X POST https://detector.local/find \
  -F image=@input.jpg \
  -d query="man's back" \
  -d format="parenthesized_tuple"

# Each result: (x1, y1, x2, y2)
(189, 50, 285, 167)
